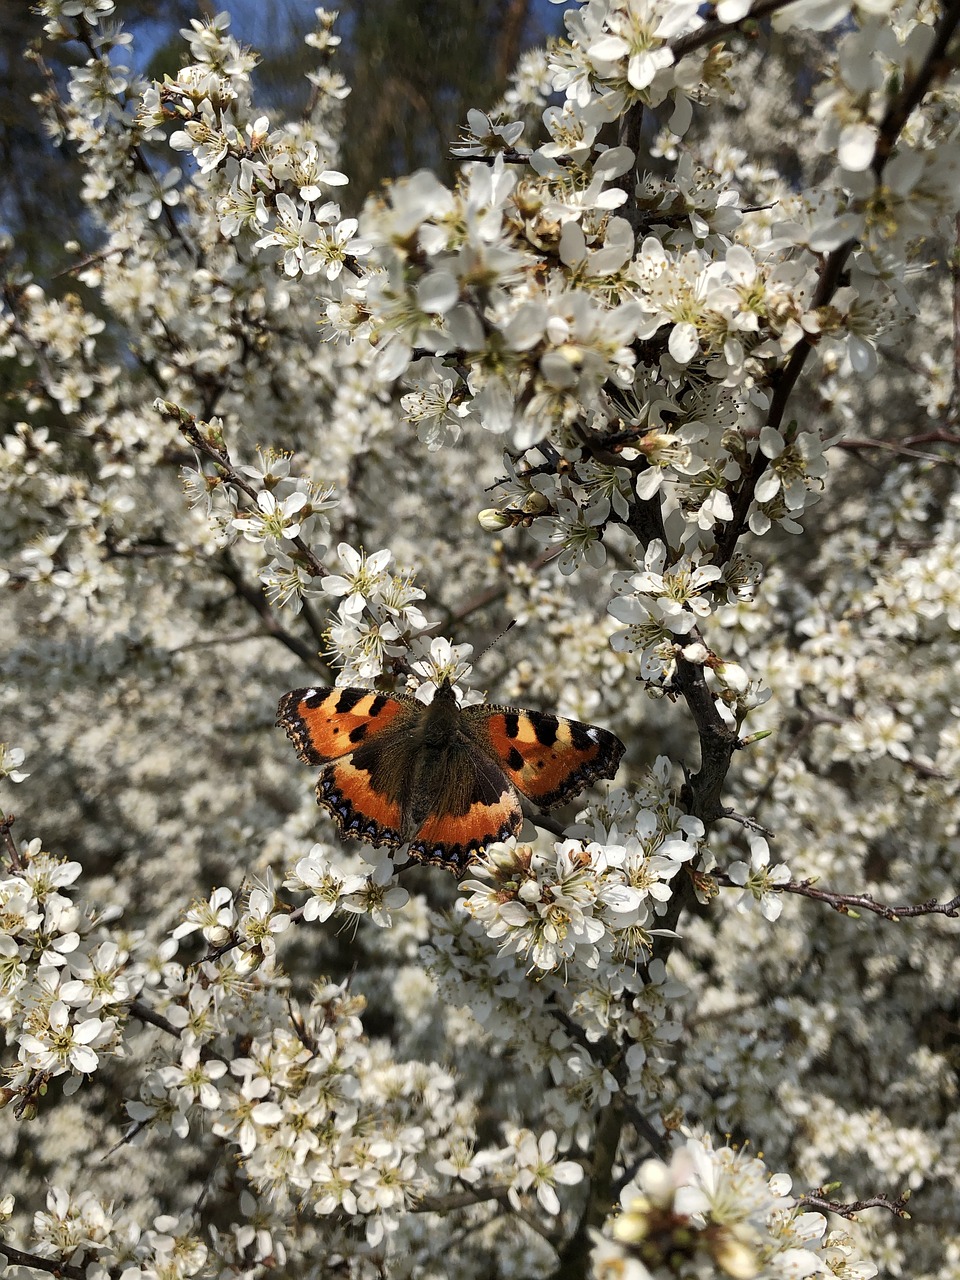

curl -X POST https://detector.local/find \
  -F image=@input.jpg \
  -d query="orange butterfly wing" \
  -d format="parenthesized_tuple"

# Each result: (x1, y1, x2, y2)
(277, 687, 410, 764)
(472, 707, 625, 809)
(277, 687, 415, 847)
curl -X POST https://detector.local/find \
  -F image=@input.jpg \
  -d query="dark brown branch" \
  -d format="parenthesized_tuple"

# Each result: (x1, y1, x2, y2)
(833, 437, 960, 466)
(415, 1185, 558, 1245)
(797, 1191, 911, 1219)
(551, 1100, 624, 1279)
(903, 427, 960, 448)
(127, 999, 232, 1067)
(415, 1186, 511, 1212)
(0, 812, 24, 872)
(442, 548, 561, 627)
(127, 999, 184, 1039)
(715, 871, 960, 921)
(671, 0, 797, 60)
(672, 643, 740, 827)
(158, 405, 333, 667)
(782, 882, 960, 921)
(0, 1241, 86, 1280)
(160, 404, 327, 581)
(951, 211, 960, 423)
(218, 551, 326, 673)
(722, 809, 775, 838)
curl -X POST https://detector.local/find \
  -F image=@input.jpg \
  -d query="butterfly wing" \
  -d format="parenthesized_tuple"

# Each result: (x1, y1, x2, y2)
(467, 705, 625, 809)
(277, 687, 417, 848)
(407, 745, 523, 874)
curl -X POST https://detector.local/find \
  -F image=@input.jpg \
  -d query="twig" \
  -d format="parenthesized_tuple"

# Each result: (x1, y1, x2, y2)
(156, 406, 332, 671)
(414, 1186, 558, 1245)
(218, 551, 327, 673)
(0, 812, 24, 872)
(797, 1191, 910, 1219)
(0, 1242, 86, 1280)
(13, 1071, 49, 1120)
(715, 872, 960, 921)
(127, 998, 232, 1065)
(173, 412, 327, 579)
(833, 437, 960, 466)
(903, 427, 960, 448)
(722, 809, 775, 838)
(782, 882, 960, 921)
(671, 0, 797, 60)
(127, 999, 185, 1039)
(169, 629, 274, 652)
(443, 548, 561, 627)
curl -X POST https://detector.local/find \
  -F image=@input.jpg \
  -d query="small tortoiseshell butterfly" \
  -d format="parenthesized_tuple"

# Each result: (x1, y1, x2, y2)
(277, 679, 625, 874)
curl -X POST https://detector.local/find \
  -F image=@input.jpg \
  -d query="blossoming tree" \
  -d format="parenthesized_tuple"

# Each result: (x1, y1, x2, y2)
(2, 1, 960, 1277)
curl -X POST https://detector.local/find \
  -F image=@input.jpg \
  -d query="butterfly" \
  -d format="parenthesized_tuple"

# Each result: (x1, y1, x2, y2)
(277, 678, 625, 874)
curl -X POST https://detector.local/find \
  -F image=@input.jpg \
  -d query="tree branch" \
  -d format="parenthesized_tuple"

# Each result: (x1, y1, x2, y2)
(217, 550, 327, 674)
(951, 210, 960, 423)
(0, 812, 24, 872)
(715, 872, 960, 921)
(833, 437, 960, 466)
(170, 412, 327, 580)
(0, 1241, 87, 1280)
(127, 999, 185, 1039)
(550, 1099, 624, 1279)
(670, 0, 799, 61)
(797, 1191, 910, 1219)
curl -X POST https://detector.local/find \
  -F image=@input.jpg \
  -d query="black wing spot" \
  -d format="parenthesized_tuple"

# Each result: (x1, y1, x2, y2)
(533, 714, 559, 746)
(507, 747, 524, 772)
(569, 721, 595, 750)
(369, 694, 389, 717)
(349, 724, 368, 744)
(335, 688, 366, 714)
(502, 711, 520, 739)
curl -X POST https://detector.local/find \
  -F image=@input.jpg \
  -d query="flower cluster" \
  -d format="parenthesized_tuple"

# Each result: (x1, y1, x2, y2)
(458, 805, 699, 974)
(594, 1135, 874, 1280)
(1, 840, 129, 1099)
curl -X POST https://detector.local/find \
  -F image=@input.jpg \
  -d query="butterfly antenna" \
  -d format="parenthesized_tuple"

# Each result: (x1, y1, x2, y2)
(475, 619, 517, 665)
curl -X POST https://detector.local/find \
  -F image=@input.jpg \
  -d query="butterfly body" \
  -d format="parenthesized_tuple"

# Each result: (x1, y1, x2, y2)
(277, 679, 625, 874)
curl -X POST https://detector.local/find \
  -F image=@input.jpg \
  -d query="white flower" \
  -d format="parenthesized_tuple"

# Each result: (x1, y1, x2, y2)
(19, 1001, 112, 1075)
(531, 496, 609, 575)
(172, 886, 236, 945)
(59, 940, 133, 1011)
(157, 1045, 228, 1110)
(510, 1129, 583, 1216)
(340, 865, 410, 928)
(320, 542, 393, 616)
(727, 836, 791, 921)
(409, 636, 474, 699)
(451, 107, 526, 157)
(232, 490, 311, 544)
(236, 882, 291, 965)
(286, 848, 367, 922)
(300, 218, 372, 280)
(0, 744, 29, 783)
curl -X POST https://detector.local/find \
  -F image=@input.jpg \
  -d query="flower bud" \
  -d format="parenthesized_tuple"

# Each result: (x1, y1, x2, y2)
(478, 508, 512, 532)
